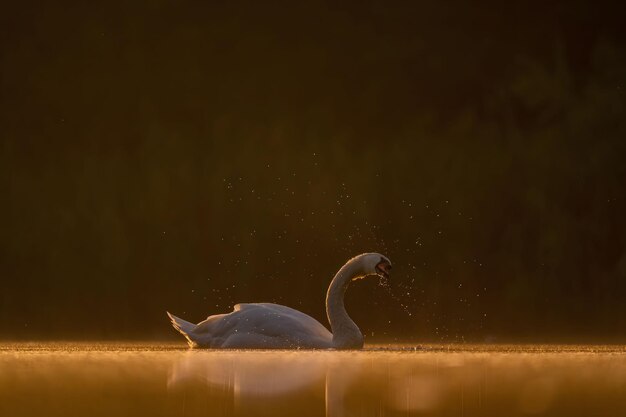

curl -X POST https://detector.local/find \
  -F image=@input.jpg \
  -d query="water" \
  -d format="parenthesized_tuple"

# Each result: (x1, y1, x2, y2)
(1, 343, 625, 416)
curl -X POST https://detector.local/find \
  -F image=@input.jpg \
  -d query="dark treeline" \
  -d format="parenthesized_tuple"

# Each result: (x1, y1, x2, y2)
(1, 1, 625, 342)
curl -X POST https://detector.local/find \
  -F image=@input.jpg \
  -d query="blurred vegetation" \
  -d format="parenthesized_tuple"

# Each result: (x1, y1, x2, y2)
(1, 1, 625, 341)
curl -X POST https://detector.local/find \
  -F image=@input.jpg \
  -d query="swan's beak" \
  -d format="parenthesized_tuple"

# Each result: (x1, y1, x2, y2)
(375, 262, 392, 280)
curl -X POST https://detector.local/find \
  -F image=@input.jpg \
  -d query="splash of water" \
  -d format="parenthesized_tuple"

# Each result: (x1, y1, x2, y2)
(379, 277, 414, 317)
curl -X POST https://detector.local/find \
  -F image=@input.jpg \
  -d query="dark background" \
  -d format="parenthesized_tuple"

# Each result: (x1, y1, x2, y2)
(1, 1, 625, 342)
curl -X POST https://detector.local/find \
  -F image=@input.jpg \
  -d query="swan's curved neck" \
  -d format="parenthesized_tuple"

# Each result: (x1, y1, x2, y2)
(326, 260, 364, 349)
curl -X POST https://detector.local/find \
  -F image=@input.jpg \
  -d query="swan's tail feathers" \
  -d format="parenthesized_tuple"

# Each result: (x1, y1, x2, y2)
(167, 312, 200, 348)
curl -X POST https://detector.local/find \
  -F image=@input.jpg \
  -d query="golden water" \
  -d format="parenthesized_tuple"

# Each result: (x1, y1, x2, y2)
(1, 343, 625, 416)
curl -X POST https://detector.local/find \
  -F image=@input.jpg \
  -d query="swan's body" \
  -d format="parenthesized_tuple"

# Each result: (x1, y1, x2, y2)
(168, 303, 333, 348)
(167, 253, 392, 349)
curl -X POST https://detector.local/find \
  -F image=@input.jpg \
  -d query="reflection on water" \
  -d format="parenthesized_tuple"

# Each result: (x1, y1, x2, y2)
(1, 343, 625, 416)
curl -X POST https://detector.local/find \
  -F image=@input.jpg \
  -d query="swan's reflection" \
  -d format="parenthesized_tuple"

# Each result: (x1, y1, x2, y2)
(167, 350, 472, 416)
(168, 351, 360, 416)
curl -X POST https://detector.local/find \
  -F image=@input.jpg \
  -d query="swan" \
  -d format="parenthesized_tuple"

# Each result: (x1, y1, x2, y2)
(167, 253, 392, 349)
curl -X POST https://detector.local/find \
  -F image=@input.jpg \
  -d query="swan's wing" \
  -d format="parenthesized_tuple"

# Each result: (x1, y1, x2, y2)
(177, 303, 332, 348)
(234, 303, 329, 332)
(194, 313, 228, 334)
(180, 305, 288, 336)
(223, 303, 332, 344)
(255, 303, 331, 335)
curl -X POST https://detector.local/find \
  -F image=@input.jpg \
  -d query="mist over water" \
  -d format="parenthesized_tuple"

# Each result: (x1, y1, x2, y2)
(2, 343, 625, 417)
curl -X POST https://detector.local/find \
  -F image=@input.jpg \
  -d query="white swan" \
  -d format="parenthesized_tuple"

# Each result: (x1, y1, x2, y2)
(167, 253, 392, 349)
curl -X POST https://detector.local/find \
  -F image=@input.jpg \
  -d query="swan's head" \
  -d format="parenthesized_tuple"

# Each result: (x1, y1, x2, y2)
(352, 252, 392, 280)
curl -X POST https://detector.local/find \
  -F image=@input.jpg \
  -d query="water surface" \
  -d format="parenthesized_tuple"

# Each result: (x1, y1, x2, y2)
(1, 343, 625, 416)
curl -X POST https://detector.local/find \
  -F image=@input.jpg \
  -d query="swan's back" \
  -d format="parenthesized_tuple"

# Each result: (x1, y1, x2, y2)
(179, 303, 333, 349)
